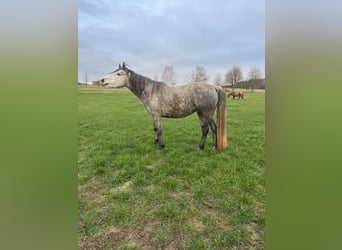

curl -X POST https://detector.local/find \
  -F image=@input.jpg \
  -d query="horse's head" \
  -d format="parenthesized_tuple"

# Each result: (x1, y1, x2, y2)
(101, 62, 130, 88)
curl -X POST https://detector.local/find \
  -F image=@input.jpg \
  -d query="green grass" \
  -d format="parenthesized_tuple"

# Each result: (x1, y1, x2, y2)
(78, 88, 265, 249)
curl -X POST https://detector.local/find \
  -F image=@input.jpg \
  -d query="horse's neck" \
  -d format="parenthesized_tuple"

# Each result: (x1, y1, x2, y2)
(128, 72, 166, 99)
(127, 72, 147, 98)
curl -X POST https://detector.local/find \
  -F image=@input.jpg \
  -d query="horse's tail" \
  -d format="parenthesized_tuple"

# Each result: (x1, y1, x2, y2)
(216, 87, 227, 149)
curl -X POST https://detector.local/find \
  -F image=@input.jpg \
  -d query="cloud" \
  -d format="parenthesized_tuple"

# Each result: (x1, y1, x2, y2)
(78, 0, 264, 82)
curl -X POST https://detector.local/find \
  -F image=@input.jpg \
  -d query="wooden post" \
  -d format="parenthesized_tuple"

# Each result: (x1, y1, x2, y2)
(216, 87, 227, 149)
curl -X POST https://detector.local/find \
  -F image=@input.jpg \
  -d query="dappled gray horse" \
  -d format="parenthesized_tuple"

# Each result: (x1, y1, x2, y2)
(101, 63, 227, 150)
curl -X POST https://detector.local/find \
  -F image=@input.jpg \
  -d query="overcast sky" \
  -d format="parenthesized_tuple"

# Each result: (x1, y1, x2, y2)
(78, 0, 264, 83)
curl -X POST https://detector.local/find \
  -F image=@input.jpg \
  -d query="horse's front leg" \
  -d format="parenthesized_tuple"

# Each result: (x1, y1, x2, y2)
(152, 115, 164, 149)
(153, 123, 158, 143)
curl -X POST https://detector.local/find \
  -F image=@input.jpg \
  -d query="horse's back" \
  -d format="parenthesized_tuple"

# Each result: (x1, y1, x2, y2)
(176, 82, 218, 103)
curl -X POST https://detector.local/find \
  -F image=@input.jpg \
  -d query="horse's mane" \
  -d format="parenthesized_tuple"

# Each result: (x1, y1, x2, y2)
(128, 69, 166, 98)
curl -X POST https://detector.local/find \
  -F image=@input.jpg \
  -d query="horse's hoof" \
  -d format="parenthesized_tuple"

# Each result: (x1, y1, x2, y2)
(157, 144, 164, 150)
(198, 145, 204, 150)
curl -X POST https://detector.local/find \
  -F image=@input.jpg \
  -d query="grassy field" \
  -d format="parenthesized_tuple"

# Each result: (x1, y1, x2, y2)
(78, 86, 265, 249)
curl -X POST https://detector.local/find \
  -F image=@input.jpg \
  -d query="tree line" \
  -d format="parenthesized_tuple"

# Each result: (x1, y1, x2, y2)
(160, 65, 264, 92)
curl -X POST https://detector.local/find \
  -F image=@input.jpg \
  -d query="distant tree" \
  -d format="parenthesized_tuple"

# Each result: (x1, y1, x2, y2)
(161, 65, 175, 85)
(213, 73, 222, 86)
(248, 67, 262, 92)
(187, 66, 209, 83)
(224, 66, 243, 91)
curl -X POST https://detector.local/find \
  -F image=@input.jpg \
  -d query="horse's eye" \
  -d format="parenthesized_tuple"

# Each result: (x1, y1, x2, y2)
(117, 73, 121, 76)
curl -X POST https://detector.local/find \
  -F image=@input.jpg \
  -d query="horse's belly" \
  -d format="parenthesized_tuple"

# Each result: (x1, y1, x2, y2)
(161, 107, 195, 118)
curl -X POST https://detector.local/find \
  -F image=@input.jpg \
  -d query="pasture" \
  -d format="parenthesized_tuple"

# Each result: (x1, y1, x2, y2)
(78, 86, 265, 249)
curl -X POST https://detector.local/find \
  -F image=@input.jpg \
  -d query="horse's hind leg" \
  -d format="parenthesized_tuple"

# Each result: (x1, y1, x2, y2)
(197, 113, 209, 150)
(152, 115, 164, 149)
(208, 118, 217, 149)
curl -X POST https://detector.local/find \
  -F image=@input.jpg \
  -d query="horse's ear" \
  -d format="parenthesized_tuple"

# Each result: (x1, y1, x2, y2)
(122, 62, 126, 69)
(119, 63, 122, 68)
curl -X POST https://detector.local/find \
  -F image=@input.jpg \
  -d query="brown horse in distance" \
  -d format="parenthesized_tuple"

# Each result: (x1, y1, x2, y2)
(227, 91, 244, 99)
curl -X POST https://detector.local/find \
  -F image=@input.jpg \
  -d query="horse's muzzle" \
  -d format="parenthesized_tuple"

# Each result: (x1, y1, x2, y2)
(100, 79, 108, 86)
